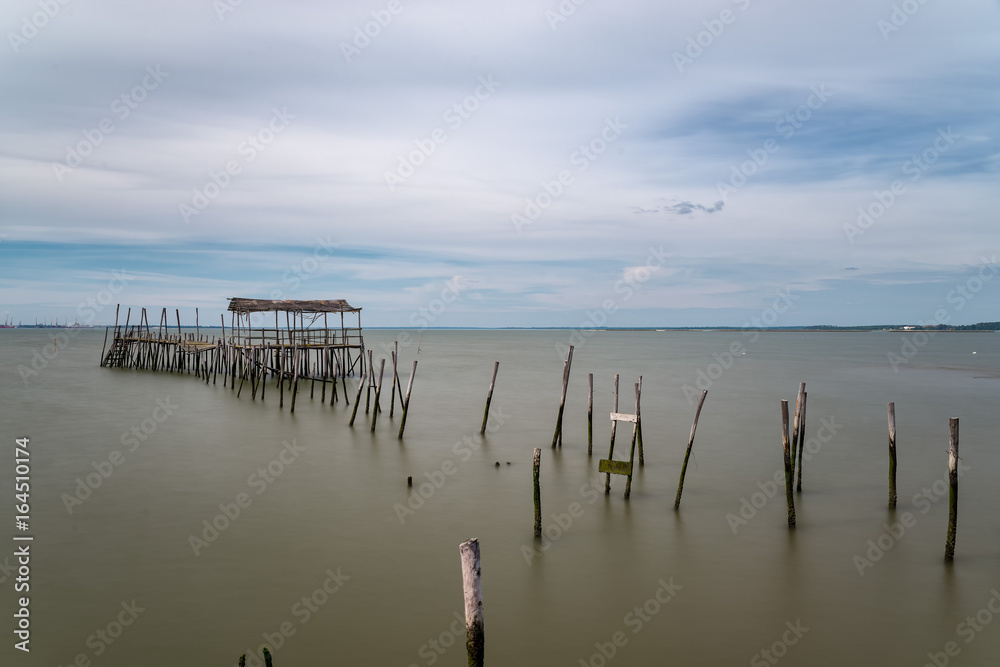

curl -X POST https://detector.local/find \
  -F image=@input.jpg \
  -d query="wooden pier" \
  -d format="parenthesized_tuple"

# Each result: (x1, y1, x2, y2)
(100, 299, 366, 405)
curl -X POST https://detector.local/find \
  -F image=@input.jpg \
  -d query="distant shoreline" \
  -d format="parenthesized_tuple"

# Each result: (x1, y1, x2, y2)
(4, 325, 998, 332)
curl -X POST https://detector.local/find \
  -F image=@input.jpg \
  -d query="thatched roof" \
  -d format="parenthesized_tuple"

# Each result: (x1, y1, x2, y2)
(227, 298, 360, 314)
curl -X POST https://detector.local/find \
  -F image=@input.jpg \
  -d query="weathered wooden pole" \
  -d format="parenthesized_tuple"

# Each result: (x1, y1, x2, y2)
(605, 373, 619, 494)
(348, 373, 368, 426)
(459, 539, 484, 667)
(790, 382, 805, 471)
(481, 361, 499, 435)
(397, 360, 418, 439)
(587, 373, 594, 455)
(290, 346, 301, 413)
(390, 342, 399, 416)
(370, 358, 386, 432)
(636, 375, 644, 466)
(533, 448, 541, 537)
(795, 391, 807, 492)
(781, 400, 796, 528)
(551, 346, 574, 448)
(279, 348, 285, 408)
(365, 350, 374, 414)
(263, 647, 273, 667)
(944, 417, 959, 562)
(887, 402, 897, 509)
(674, 389, 708, 509)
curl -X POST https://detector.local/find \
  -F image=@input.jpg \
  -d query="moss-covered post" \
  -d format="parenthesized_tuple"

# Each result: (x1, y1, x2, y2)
(944, 417, 959, 562)
(263, 647, 273, 667)
(781, 400, 796, 528)
(481, 361, 499, 435)
(459, 538, 484, 667)
(533, 448, 541, 537)
(887, 402, 897, 509)
(674, 389, 708, 509)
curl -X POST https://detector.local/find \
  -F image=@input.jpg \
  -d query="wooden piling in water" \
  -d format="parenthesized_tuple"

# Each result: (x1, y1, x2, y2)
(371, 358, 386, 432)
(795, 391, 807, 492)
(636, 375, 644, 466)
(365, 350, 374, 414)
(459, 538, 484, 667)
(349, 373, 368, 426)
(481, 361, 499, 435)
(290, 346, 301, 413)
(944, 417, 959, 562)
(587, 373, 594, 455)
(887, 402, 897, 509)
(551, 346, 574, 448)
(397, 360, 418, 439)
(390, 342, 398, 416)
(605, 373, 619, 494)
(790, 382, 805, 471)
(533, 448, 541, 537)
(624, 383, 640, 499)
(674, 389, 708, 510)
(781, 400, 796, 528)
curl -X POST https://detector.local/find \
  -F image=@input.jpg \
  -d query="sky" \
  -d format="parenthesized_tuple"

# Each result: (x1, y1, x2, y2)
(1, 0, 998, 327)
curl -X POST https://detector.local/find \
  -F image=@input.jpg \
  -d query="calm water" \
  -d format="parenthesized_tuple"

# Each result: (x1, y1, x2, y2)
(2, 328, 999, 666)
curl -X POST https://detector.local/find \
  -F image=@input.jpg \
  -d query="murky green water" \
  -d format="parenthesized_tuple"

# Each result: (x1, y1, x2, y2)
(2, 328, 999, 666)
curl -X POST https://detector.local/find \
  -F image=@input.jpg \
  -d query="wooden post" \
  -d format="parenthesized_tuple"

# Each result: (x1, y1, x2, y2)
(605, 373, 619, 494)
(370, 358, 386, 432)
(348, 373, 368, 426)
(481, 361, 499, 435)
(887, 402, 897, 509)
(459, 539, 484, 667)
(790, 382, 805, 471)
(551, 346, 574, 448)
(397, 360, 418, 439)
(587, 373, 593, 455)
(290, 346, 301, 413)
(624, 383, 639, 499)
(533, 448, 541, 537)
(674, 389, 708, 509)
(390, 342, 399, 416)
(781, 400, 796, 528)
(365, 350, 374, 414)
(795, 392, 807, 492)
(100, 326, 109, 366)
(279, 348, 285, 408)
(263, 647, 273, 667)
(944, 417, 959, 562)
(636, 375, 644, 466)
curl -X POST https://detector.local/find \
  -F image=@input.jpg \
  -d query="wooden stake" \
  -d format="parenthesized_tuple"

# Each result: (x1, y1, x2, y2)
(397, 361, 418, 439)
(587, 373, 593, 455)
(481, 361, 499, 435)
(636, 375, 644, 466)
(790, 382, 805, 471)
(944, 417, 959, 562)
(624, 382, 640, 499)
(887, 402, 897, 509)
(390, 342, 398, 416)
(371, 358, 386, 432)
(795, 392, 807, 492)
(349, 373, 368, 426)
(605, 373, 619, 494)
(551, 346, 574, 448)
(290, 347, 301, 413)
(533, 448, 541, 537)
(674, 389, 708, 509)
(459, 538, 484, 667)
(781, 400, 796, 528)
